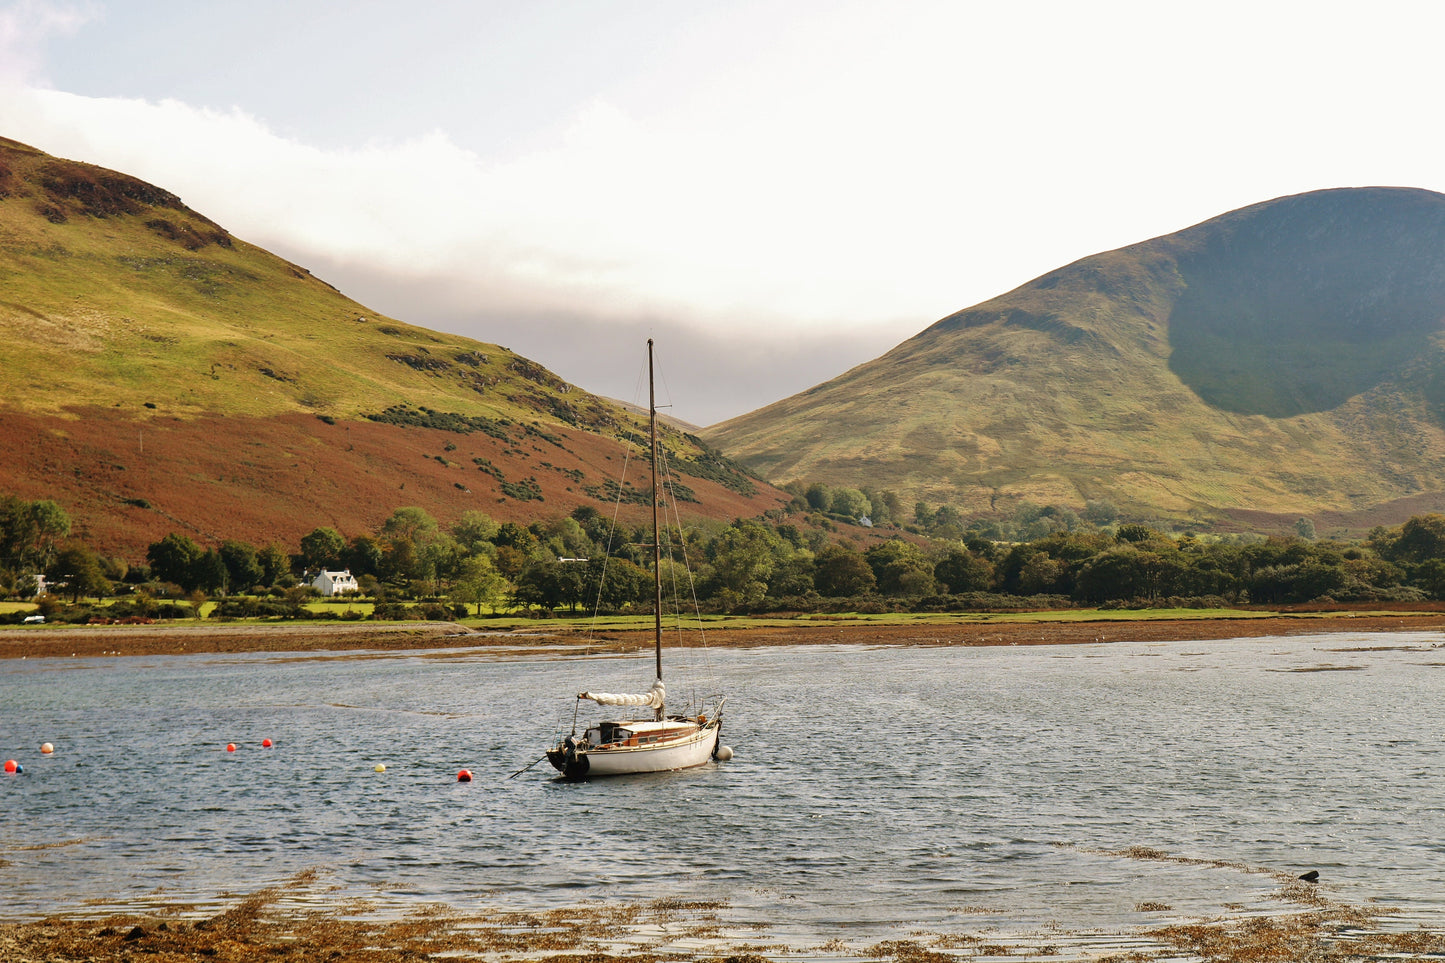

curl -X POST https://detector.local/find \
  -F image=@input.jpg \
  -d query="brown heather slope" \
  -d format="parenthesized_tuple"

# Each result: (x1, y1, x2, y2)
(0, 408, 783, 557)
(0, 138, 786, 556)
(706, 187, 1445, 534)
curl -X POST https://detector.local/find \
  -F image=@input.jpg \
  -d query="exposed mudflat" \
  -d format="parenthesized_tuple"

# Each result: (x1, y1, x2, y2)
(4, 611, 1445, 660)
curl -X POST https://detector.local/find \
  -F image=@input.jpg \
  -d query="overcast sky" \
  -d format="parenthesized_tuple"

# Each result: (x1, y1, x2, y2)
(3, 1, 1443, 425)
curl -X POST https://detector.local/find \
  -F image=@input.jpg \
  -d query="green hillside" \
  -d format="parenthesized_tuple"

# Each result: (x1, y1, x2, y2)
(0, 136, 611, 425)
(705, 188, 1445, 532)
(0, 138, 784, 555)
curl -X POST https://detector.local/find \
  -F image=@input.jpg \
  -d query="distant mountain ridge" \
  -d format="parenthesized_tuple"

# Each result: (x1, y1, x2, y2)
(705, 187, 1445, 533)
(0, 138, 785, 555)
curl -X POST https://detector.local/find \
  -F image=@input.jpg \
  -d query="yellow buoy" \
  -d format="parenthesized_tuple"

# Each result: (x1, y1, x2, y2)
(374, 764, 386, 772)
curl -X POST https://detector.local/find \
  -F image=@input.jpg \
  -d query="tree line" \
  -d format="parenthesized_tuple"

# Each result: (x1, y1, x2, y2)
(7, 489, 1445, 621)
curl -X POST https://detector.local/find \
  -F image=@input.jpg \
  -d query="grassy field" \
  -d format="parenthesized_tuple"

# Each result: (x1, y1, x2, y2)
(6, 602, 1438, 632)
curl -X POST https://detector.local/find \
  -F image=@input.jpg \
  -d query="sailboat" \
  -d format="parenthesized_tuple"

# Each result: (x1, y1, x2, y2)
(546, 340, 728, 780)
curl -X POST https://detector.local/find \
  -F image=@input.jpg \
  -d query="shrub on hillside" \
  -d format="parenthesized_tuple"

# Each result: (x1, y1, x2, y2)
(210, 598, 306, 620)
(371, 602, 421, 621)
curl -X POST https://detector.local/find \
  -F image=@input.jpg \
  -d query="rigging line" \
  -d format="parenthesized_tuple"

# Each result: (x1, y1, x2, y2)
(656, 442, 719, 697)
(655, 444, 700, 706)
(582, 435, 632, 641)
(582, 362, 648, 643)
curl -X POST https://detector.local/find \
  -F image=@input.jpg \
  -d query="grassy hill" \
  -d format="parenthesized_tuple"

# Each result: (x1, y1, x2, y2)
(0, 138, 785, 556)
(705, 187, 1445, 534)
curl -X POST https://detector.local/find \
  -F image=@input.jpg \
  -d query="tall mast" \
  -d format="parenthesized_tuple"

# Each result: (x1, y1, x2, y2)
(648, 339, 664, 718)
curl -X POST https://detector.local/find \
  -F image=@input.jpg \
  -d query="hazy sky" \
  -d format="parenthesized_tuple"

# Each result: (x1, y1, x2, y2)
(3, 0, 1443, 425)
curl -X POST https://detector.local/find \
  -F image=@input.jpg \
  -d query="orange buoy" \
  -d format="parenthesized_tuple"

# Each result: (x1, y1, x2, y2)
(226, 743, 236, 753)
(4, 759, 16, 773)
(261, 738, 273, 748)
(457, 769, 473, 782)
(40, 742, 54, 754)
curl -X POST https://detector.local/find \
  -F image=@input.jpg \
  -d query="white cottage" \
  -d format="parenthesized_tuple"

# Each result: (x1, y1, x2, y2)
(312, 569, 360, 596)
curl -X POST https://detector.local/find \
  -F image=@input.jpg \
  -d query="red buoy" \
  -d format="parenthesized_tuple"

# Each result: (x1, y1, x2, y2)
(226, 743, 236, 753)
(3, 759, 16, 773)
(457, 769, 472, 782)
(261, 738, 273, 748)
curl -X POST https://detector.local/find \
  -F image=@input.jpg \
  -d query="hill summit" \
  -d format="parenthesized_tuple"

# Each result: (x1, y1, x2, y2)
(0, 138, 783, 556)
(706, 187, 1445, 533)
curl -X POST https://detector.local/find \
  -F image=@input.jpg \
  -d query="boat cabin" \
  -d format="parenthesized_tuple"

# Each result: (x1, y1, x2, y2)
(585, 722, 631, 747)
(585, 719, 695, 749)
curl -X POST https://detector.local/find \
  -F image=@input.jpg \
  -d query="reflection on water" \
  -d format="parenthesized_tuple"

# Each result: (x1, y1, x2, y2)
(2, 631, 1444, 956)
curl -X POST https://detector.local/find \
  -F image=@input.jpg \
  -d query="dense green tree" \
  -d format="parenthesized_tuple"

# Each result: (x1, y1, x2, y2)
(570, 505, 616, 551)
(1115, 523, 1158, 544)
(1389, 514, 1445, 564)
(829, 487, 871, 520)
(299, 527, 346, 571)
(1175, 552, 1241, 598)
(814, 545, 876, 596)
(257, 544, 292, 585)
(861, 488, 902, 526)
(342, 534, 383, 577)
(1075, 546, 1151, 601)
(0, 496, 71, 574)
(934, 548, 993, 593)
(1248, 564, 1299, 604)
(1292, 559, 1346, 600)
(804, 483, 832, 513)
(493, 521, 535, 551)
(1018, 552, 1065, 595)
(540, 516, 595, 559)
(994, 544, 1040, 595)
(195, 548, 229, 595)
(493, 544, 529, 581)
(1340, 552, 1401, 596)
(513, 558, 587, 612)
(100, 556, 129, 584)
(422, 535, 464, 595)
(381, 506, 442, 545)
(774, 523, 805, 549)
(1243, 536, 1313, 572)
(1410, 558, 1445, 599)
(380, 537, 423, 586)
(376, 508, 456, 592)
(767, 554, 816, 598)
(219, 539, 263, 591)
(451, 555, 509, 615)
(26, 499, 70, 571)
(147, 533, 204, 590)
(1011, 504, 1082, 540)
(930, 505, 967, 538)
(708, 520, 787, 603)
(864, 539, 934, 594)
(48, 544, 111, 602)
(452, 510, 500, 553)
(595, 557, 650, 611)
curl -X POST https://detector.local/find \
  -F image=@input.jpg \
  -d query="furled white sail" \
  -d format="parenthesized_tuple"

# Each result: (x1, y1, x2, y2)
(579, 679, 665, 708)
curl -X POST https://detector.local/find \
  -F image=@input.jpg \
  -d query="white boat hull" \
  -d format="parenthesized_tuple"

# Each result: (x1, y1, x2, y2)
(549, 719, 720, 779)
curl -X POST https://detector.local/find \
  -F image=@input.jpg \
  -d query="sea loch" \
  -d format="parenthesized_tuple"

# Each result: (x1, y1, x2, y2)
(2, 633, 1443, 956)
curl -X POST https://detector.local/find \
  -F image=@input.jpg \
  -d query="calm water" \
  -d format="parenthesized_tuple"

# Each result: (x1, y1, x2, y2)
(2, 630, 1444, 946)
